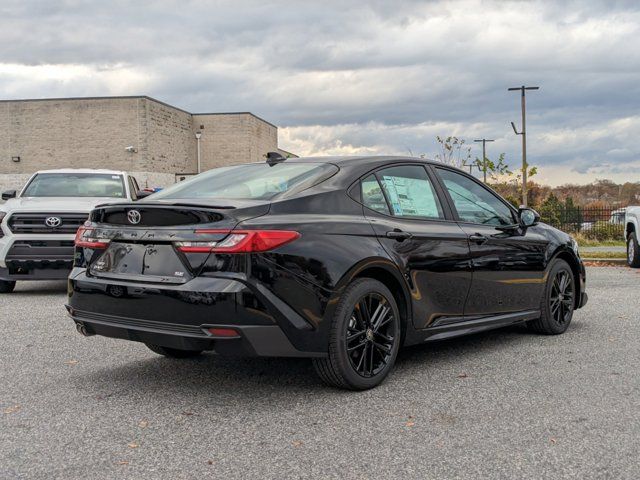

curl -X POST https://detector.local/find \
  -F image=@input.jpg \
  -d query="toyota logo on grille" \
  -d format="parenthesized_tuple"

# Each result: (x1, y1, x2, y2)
(45, 216, 62, 228)
(127, 210, 142, 225)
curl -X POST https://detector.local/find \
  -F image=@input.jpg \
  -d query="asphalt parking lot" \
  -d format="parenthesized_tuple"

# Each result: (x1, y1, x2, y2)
(1, 266, 638, 479)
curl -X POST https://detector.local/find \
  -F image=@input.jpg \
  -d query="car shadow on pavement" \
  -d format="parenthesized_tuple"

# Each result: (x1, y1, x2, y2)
(71, 323, 578, 400)
(12, 281, 68, 295)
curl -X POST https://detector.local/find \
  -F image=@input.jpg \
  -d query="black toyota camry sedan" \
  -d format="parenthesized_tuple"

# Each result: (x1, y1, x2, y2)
(67, 155, 587, 390)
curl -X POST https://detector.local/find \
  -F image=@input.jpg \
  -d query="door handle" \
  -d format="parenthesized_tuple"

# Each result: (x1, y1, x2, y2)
(469, 233, 488, 244)
(386, 230, 413, 241)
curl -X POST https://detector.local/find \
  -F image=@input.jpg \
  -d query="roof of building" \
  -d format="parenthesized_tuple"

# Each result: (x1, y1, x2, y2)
(0, 95, 277, 129)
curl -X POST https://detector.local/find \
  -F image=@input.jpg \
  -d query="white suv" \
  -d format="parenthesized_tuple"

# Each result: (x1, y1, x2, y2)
(0, 169, 147, 292)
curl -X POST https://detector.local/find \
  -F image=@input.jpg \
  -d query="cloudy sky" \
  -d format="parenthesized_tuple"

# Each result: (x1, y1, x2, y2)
(1, 0, 639, 185)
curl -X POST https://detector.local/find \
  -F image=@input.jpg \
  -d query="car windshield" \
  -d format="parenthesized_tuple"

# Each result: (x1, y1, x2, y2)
(152, 162, 338, 200)
(22, 173, 126, 198)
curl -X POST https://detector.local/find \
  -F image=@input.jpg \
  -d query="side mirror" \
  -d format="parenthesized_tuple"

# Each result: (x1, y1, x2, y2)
(519, 207, 540, 227)
(135, 190, 154, 200)
(1, 190, 17, 201)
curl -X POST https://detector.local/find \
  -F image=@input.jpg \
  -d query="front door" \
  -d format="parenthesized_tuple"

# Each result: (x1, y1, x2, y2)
(434, 167, 548, 316)
(359, 164, 472, 329)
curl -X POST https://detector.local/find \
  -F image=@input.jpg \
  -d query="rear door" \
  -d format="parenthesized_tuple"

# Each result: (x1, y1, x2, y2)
(359, 164, 472, 329)
(433, 167, 548, 315)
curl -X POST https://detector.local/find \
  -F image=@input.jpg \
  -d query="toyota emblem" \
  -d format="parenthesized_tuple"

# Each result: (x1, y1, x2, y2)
(127, 210, 142, 225)
(45, 216, 62, 228)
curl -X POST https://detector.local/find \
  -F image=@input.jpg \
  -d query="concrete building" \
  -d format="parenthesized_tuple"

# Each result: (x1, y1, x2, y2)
(0, 96, 293, 192)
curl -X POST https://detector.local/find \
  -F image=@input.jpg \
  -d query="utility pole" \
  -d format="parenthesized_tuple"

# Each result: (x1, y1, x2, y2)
(474, 138, 494, 183)
(508, 85, 539, 206)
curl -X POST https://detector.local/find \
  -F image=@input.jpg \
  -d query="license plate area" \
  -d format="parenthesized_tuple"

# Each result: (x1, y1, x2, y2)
(90, 242, 192, 283)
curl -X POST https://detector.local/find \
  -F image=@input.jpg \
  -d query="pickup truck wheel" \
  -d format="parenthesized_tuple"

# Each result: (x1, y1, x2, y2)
(0, 280, 16, 293)
(145, 344, 203, 358)
(627, 232, 640, 268)
(527, 259, 575, 335)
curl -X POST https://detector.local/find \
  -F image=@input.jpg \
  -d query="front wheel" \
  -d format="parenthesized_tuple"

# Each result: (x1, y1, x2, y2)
(627, 232, 640, 268)
(145, 344, 203, 358)
(0, 280, 16, 293)
(313, 278, 401, 390)
(528, 259, 575, 335)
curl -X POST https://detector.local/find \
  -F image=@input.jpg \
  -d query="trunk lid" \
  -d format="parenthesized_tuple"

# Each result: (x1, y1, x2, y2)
(86, 200, 269, 282)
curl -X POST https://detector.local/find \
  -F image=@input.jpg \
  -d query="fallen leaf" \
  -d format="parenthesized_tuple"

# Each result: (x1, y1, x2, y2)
(65, 360, 79, 366)
(3, 405, 20, 414)
(550, 438, 557, 444)
(182, 411, 194, 416)
(207, 460, 216, 465)
(292, 440, 303, 448)
(405, 421, 415, 427)
(128, 443, 139, 449)
(138, 420, 148, 428)
(458, 373, 468, 378)
(117, 461, 129, 466)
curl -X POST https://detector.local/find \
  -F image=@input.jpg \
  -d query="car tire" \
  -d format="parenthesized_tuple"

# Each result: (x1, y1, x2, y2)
(0, 280, 16, 293)
(528, 259, 575, 335)
(627, 231, 640, 268)
(312, 278, 401, 390)
(145, 343, 203, 358)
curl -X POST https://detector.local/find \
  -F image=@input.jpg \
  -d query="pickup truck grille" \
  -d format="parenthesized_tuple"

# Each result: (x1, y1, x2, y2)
(7, 212, 88, 234)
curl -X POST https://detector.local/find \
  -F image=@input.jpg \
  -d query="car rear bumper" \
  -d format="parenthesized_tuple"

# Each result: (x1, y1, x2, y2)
(66, 269, 327, 357)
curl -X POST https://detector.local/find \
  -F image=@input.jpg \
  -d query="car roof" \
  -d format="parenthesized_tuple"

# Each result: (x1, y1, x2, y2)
(284, 155, 438, 167)
(33, 169, 128, 175)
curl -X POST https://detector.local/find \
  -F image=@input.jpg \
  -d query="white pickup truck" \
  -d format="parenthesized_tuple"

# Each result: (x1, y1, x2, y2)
(0, 169, 149, 292)
(625, 206, 640, 267)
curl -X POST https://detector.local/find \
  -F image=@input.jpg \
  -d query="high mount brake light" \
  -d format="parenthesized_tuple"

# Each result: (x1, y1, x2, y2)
(175, 230, 300, 254)
(75, 226, 110, 249)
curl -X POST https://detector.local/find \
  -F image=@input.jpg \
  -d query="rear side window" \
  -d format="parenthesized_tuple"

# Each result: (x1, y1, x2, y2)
(377, 165, 444, 219)
(151, 162, 338, 201)
(361, 175, 390, 215)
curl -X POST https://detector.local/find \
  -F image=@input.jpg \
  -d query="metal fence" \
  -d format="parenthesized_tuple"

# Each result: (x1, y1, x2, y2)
(539, 206, 626, 240)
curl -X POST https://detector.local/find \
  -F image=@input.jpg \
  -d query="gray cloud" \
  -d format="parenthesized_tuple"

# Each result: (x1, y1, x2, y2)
(0, 0, 639, 185)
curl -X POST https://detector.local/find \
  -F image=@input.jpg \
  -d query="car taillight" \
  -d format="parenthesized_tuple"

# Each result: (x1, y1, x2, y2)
(175, 230, 300, 254)
(75, 226, 110, 249)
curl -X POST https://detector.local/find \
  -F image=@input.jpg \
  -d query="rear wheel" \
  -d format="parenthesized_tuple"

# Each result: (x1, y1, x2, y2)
(145, 344, 203, 358)
(313, 278, 401, 390)
(0, 280, 16, 293)
(627, 231, 640, 268)
(528, 259, 575, 335)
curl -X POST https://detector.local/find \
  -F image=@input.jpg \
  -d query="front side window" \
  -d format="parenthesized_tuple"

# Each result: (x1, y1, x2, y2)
(22, 173, 125, 198)
(377, 165, 444, 219)
(437, 168, 515, 226)
(151, 162, 338, 200)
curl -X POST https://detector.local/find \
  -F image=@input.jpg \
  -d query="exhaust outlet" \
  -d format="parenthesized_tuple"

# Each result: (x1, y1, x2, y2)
(75, 322, 94, 337)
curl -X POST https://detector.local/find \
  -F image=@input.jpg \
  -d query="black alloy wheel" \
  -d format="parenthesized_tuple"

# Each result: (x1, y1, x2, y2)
(549, 269, 574, 327)
(313, 278, 401, 390)
(346, 293, 396, 378)
(528, 259, 575, 335)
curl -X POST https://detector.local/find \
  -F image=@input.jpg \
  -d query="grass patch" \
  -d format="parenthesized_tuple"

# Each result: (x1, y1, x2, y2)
(581, 251, 626, 259)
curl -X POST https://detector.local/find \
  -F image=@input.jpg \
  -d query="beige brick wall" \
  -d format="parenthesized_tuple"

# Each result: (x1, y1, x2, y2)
(192, 113, 278, 172)
(1, 97, 142, 173)
(0, 97, 281, 187)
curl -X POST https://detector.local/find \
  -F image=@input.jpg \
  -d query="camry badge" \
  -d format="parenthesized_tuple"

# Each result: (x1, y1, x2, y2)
(45, 216, 62, 228)
(127, 210, 142, 225)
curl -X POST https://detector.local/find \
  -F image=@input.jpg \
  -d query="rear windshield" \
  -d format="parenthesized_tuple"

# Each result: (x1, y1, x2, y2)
(22, 173, 125, 198)
(152, 162, 338, 201)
